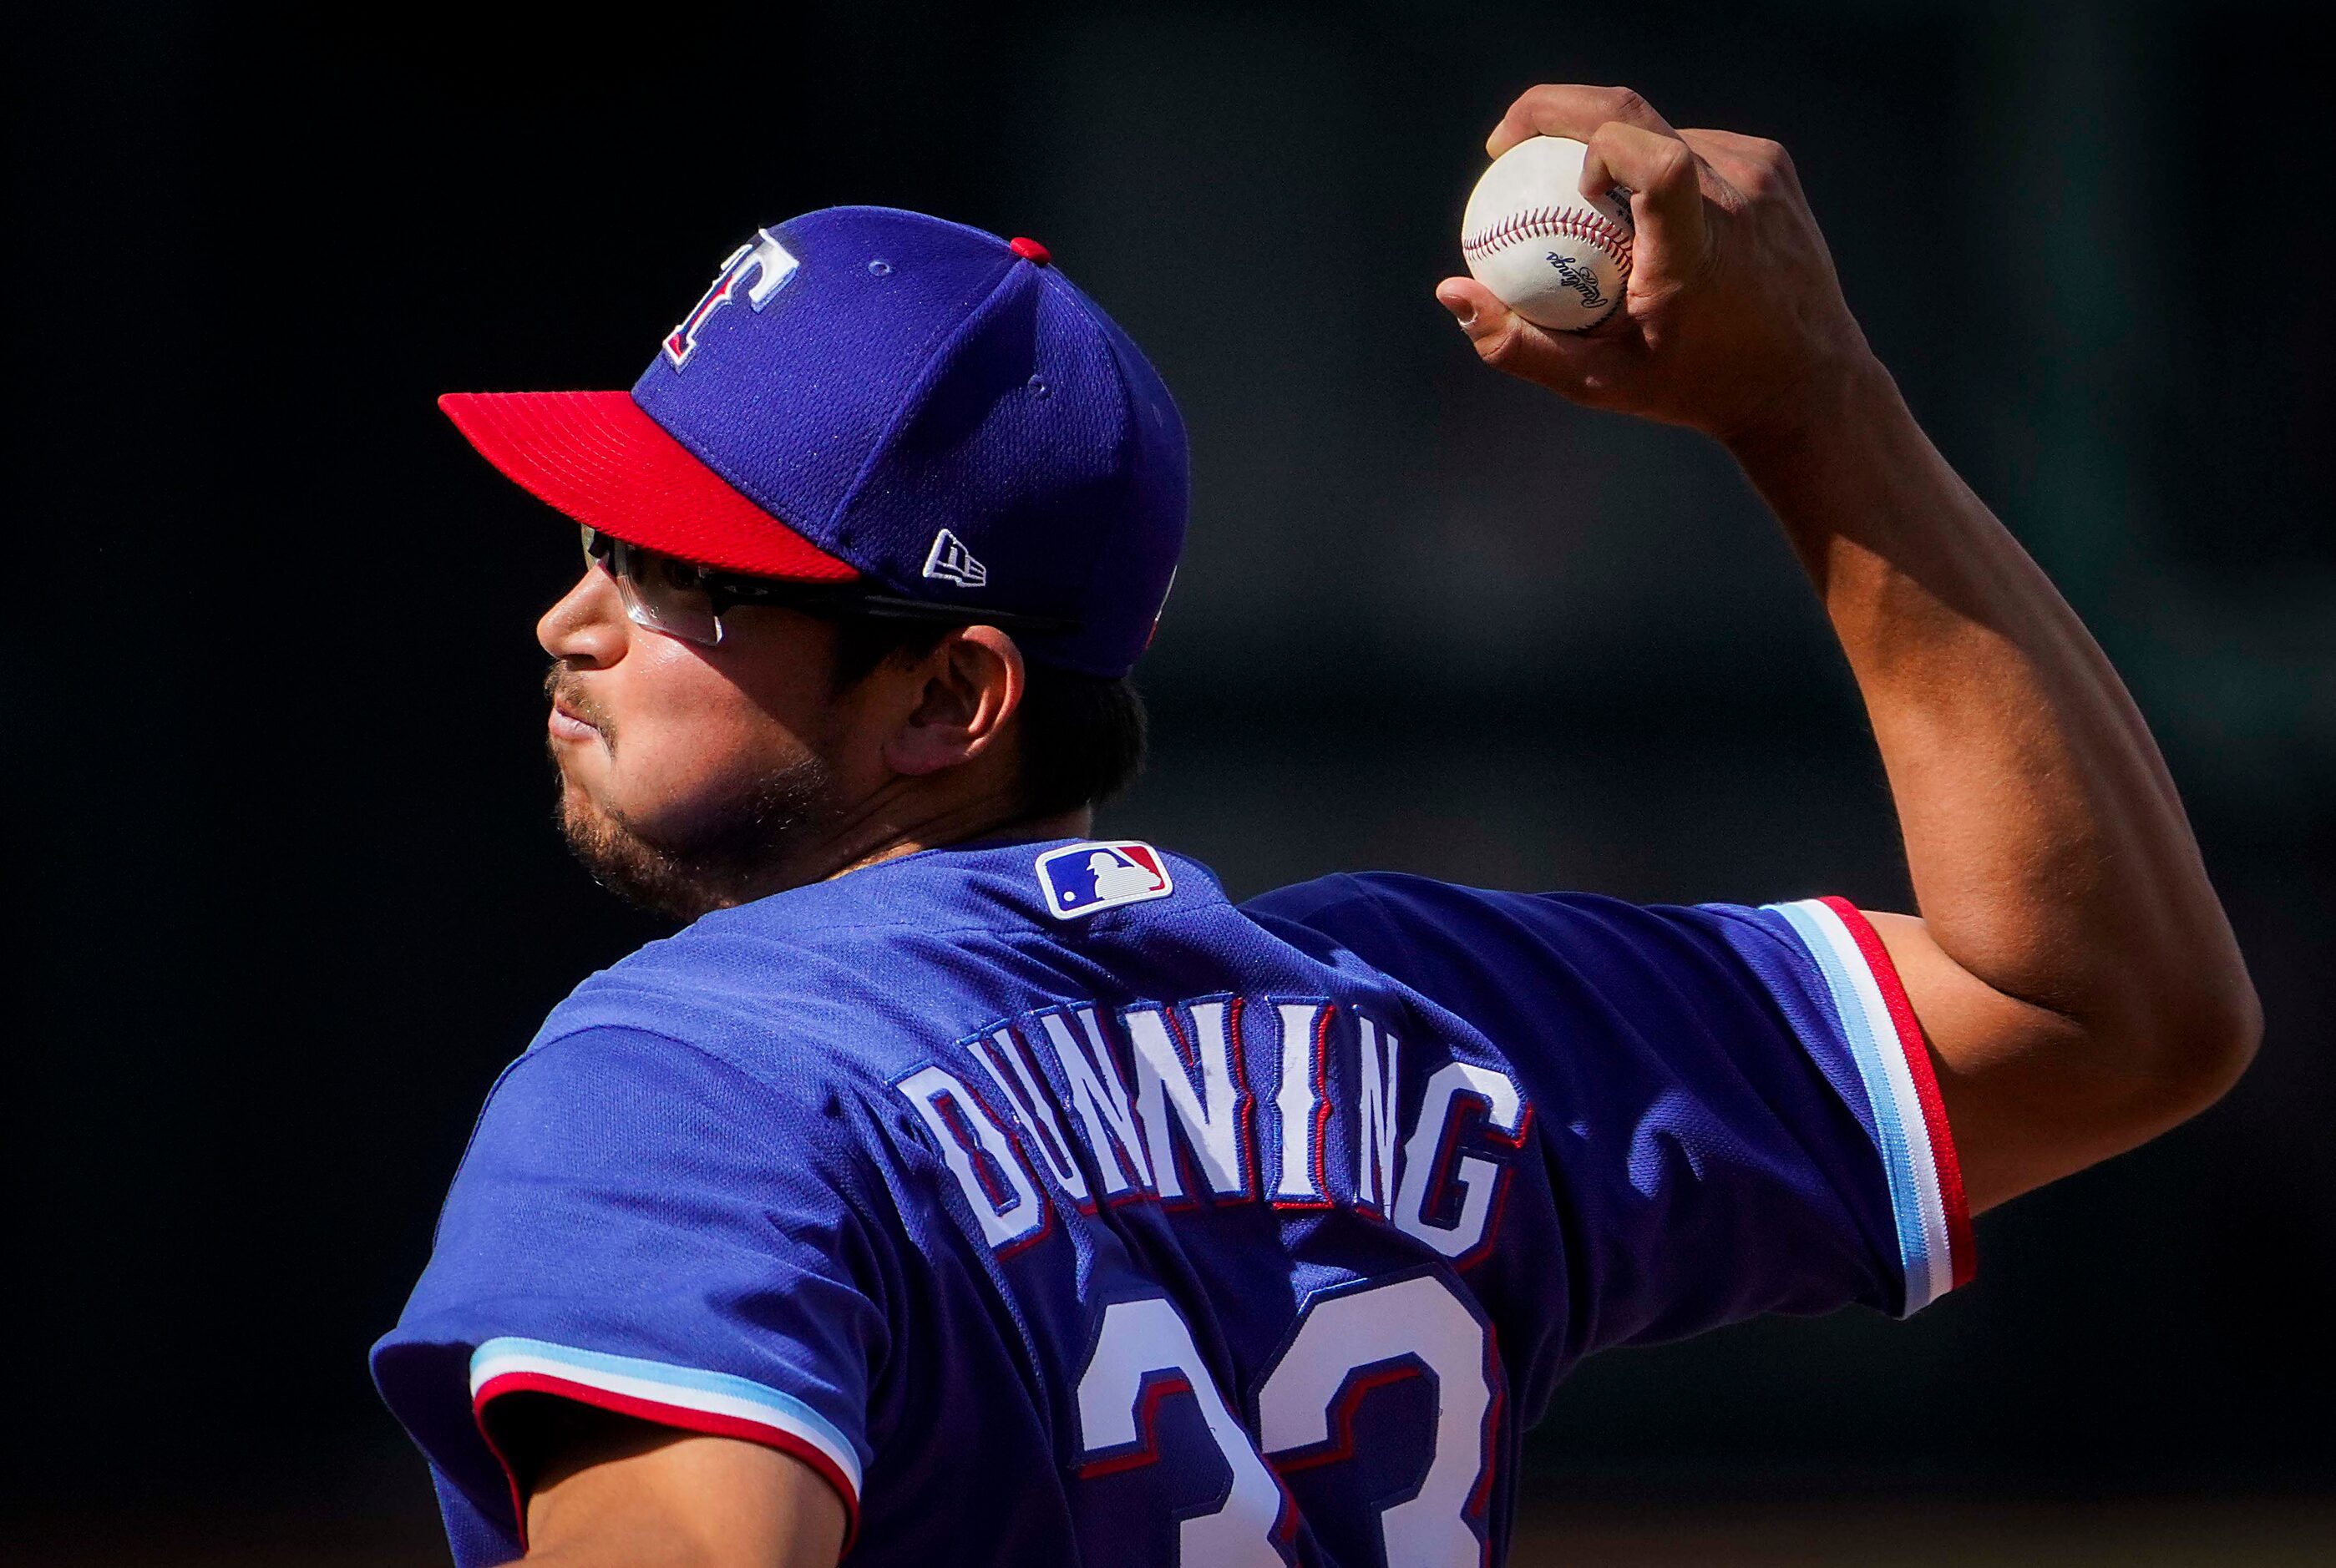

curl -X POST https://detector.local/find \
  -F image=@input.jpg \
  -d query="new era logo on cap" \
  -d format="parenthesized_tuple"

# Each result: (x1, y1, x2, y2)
(1035, 841, 1173, 919)
(922, 528, 988, 589)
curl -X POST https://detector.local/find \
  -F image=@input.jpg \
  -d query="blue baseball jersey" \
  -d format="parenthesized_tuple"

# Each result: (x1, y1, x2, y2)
(372, 839, 1970, 1566)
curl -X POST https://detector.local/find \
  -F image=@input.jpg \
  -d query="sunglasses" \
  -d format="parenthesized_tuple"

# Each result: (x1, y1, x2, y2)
(580, 526, 1077, 647)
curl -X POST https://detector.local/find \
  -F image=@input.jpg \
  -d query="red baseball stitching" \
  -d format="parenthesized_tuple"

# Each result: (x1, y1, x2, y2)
(1462, 205, 1633, 274)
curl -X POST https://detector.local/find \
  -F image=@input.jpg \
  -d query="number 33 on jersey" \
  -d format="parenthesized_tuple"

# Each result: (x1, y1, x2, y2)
(1080, 1276, 1495, 1566)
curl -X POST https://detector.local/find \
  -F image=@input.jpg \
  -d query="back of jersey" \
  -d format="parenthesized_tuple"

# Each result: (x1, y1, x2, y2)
(373, 840, 1966, 1568)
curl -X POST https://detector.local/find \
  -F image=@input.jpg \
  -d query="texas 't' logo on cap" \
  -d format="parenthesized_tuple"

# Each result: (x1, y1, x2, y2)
(1035, 841, 1173, 919)
(663, 230, 801, 369)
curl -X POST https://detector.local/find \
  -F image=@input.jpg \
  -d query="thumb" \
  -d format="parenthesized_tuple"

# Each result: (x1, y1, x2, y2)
(1434, 277, 1533, 358)
(1433, 278, 1610, 394)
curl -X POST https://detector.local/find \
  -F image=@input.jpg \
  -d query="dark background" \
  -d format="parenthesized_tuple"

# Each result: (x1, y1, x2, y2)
(14, 2, 2333, 1561)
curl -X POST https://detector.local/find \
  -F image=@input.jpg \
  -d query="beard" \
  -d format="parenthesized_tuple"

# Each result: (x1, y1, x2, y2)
(555, 754, 843, 923)
(545, 672, 845, 923)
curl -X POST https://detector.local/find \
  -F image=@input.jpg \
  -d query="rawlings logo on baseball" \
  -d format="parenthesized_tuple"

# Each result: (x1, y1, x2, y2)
(1460, 135, 1633, 332)
(1543, 251, 1607, 311)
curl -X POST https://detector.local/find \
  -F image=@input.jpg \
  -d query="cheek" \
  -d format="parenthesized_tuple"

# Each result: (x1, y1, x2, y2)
(592, 643, 810, 830)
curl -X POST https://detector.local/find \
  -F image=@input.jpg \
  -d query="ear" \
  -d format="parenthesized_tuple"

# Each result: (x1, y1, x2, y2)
(882, 625, 1026, 778)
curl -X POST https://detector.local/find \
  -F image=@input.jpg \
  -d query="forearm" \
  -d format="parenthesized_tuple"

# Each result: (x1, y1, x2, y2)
(1736, 357, 2257, 1120)
(1441, 83, 2259, 1206)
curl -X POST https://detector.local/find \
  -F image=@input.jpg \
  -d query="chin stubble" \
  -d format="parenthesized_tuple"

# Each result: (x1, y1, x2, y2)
(544, 668, 843, 922)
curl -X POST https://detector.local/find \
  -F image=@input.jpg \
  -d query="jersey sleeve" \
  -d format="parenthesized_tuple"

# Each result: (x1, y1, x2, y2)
(369, 1026, 887, 1557)
(1244, 875, 1972, 1356)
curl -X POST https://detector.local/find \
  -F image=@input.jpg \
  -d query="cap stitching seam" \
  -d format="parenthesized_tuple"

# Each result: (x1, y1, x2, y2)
(825, 255, 1026, 594)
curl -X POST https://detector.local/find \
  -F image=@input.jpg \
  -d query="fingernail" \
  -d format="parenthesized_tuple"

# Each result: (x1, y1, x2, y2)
(1437, 290, 1477, 327)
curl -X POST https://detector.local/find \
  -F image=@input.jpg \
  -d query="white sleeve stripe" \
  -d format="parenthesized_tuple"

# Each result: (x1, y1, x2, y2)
(469, 1338, 864, 1497)
(1803, 899, 1953, 1308)
(1771, 899, 1958, 1313)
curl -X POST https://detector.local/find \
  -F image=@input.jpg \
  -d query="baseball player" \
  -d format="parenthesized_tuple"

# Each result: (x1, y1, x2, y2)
(372, 84, 2258, 1567)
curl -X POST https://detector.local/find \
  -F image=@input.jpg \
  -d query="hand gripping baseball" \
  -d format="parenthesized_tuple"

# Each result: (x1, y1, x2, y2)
(1437, 85, 1876, 450)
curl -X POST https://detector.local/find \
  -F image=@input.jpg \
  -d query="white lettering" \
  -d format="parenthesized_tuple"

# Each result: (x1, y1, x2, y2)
(1272, 1002, 1330, 1202)
(1128, 1001, 1248, 1200)
(897, 1065, 1045, 1249)
(973, 1029, 1090, 1204)
(1039, 1009, 1153, 1196)
(1395, 1062, 1526, 1258)
(1355, 1015, 1402, 1216)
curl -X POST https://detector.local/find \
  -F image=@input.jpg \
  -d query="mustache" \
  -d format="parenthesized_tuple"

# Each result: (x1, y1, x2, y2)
(545, 664, 616, 739)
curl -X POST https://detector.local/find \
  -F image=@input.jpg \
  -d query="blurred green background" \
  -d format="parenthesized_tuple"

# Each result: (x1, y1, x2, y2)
(13, 0, 2330, 1560)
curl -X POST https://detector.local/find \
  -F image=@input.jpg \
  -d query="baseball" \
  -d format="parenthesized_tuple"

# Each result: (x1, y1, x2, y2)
(1461, 135, 1635, 331)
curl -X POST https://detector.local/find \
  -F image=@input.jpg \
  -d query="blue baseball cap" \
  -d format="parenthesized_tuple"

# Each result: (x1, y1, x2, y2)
(440, 207, 1188, 677)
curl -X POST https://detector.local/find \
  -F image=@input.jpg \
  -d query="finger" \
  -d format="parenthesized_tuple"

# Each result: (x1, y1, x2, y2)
(1433, 278, 1629, 397)
(1675, 127, 1770, 159)
(1488, 83, 1676, 158)
(1578, 121, 1707, 282)
(1679, 128, 1797, 194)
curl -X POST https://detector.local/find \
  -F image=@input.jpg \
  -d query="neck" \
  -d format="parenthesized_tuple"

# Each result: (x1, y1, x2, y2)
(822, 800, 1097, 883)
(738, 761, 1094, 897)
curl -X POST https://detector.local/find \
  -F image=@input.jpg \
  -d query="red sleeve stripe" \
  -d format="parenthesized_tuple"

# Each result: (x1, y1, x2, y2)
(468, 1338, 861, 1550)
(1817, 897, 1974, 1288)
(1770, 898, 1974, 1311)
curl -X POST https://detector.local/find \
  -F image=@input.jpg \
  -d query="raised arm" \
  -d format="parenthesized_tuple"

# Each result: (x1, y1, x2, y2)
(1436, 84, 2259, 1215)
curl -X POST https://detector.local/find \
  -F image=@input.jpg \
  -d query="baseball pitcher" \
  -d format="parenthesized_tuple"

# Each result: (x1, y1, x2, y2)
(372, 85, 2258, 1567)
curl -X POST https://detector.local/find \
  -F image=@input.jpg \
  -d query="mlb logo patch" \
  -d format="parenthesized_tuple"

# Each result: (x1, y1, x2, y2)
(1035, 841, 1173, 920)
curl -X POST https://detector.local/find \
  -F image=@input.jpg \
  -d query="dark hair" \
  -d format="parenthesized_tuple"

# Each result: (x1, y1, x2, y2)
(831, 618, 1148, 818)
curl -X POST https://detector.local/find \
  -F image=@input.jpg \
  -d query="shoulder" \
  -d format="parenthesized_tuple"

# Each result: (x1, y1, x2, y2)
(393, 1024, 905, 1392)
(462, 1024, 877, 1206)
(528, 909, 976, 1101)
(1244, 873, 1842, 1034)
(1245, 869, 1638, 925)
(1244, 871, 1678, 965)
(376, 1021, 897, 1551)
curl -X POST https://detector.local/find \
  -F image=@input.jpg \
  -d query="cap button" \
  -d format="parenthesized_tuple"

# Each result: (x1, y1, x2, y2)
(1008, 236, 1051, 266)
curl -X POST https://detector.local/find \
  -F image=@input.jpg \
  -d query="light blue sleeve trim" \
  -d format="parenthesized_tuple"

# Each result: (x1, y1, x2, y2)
(469, 1335, 863, 1493)
(1770, 901, 1943, 1314)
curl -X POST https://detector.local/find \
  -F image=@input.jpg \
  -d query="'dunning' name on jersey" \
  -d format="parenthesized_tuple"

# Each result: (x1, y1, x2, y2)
(894, 998, 1529, 1262)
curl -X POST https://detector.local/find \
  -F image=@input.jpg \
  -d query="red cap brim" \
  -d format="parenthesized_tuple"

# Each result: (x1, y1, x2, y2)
(438, 390, 859, 582)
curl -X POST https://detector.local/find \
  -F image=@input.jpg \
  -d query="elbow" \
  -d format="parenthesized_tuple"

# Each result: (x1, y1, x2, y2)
(2128, 965, 2263, 1125)
(1957, 953, 2259, 1211)
(2046, 950, 2263, 1142)
(2193, 973, 2264, 1105)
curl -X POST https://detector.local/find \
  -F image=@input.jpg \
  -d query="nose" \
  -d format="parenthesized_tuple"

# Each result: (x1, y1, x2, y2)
(538, 563, 629, 666)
